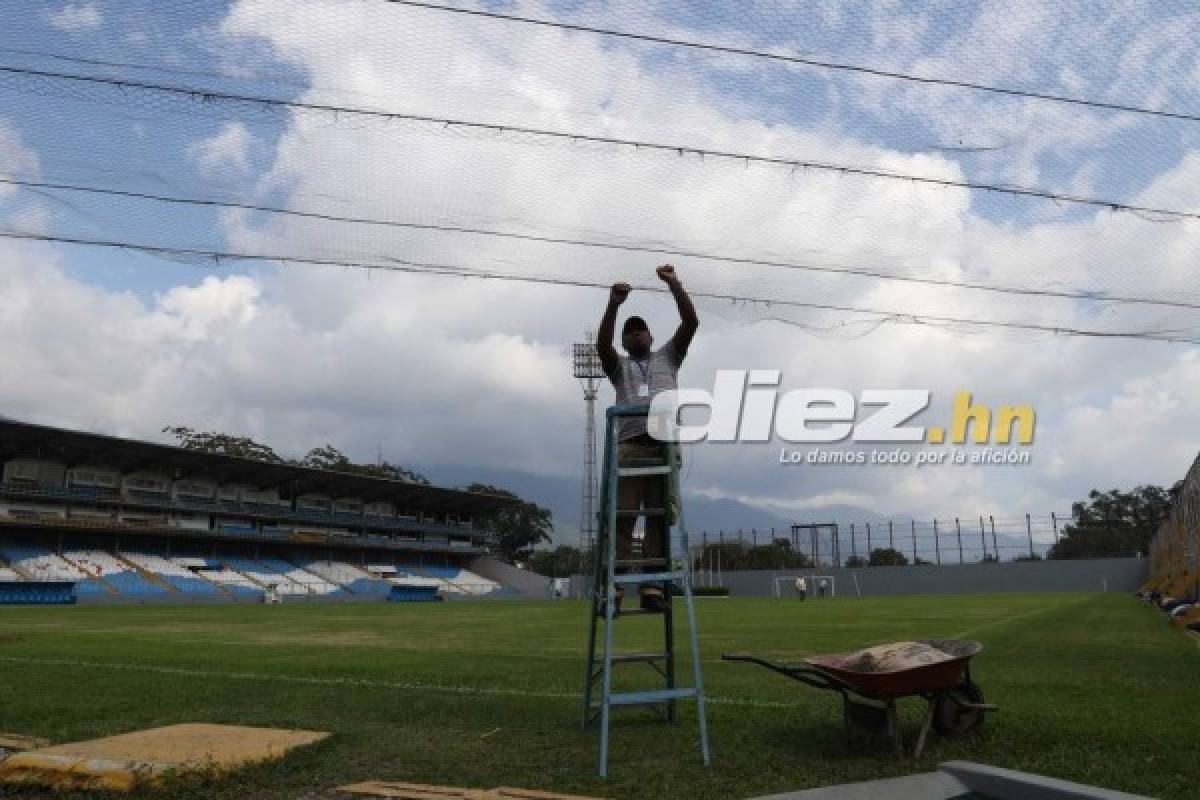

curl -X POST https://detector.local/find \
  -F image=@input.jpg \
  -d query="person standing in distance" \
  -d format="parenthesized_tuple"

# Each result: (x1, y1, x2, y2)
(596, 265, 699, 612)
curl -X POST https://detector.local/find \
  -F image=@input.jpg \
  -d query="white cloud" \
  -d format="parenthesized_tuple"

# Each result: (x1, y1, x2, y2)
(0, 245, 582, 472)
(0, 119, 41, 202)
(3, 3, 1200, 531)
(158, 275, 260, 341)
(692, 485, 880, 513)
(45, 2, 103, 33)
(188, 121, 255, 177)
(206, 0, 1200, 517)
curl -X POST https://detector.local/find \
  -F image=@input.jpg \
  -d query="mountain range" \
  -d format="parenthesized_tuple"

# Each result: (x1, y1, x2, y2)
(424, 463, 1051, 561)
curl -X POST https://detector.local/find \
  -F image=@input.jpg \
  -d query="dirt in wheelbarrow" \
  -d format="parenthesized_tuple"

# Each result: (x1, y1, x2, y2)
(827, 641, 955, 673)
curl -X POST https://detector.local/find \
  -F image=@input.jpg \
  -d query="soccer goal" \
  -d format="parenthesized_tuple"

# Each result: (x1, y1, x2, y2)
(772, 575, 836, 598)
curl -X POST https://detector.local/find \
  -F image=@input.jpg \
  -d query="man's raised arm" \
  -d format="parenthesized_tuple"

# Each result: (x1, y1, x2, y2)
(657, 264, 698, 358)
(596, 282, 630, 376)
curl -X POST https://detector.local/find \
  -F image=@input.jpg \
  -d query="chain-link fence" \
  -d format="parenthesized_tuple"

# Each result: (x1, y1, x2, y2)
(689, 514, 1070, 572)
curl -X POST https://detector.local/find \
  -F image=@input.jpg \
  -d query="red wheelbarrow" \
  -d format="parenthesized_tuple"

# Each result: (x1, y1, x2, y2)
(722, 639, 997, 757)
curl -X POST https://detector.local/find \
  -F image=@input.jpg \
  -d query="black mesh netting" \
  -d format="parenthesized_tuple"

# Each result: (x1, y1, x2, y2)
(2, 1, 1200, 342)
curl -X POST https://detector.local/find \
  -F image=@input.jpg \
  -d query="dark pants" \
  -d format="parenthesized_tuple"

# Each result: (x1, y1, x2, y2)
(615, 435, 669, 563)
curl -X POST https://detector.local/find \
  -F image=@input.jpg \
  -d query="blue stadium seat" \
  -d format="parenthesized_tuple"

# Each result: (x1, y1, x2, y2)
(344, 577, 392, 596)
(417, 564, 459, 579)
(388, 585, 440, 602)
(0, 581, 75, 604)
(160, 575, 221, 595)
(74, 579, 111, 596)
(101, 571, 169, 595)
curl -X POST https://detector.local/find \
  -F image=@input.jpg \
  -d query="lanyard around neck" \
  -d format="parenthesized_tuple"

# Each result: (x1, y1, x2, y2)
(632, 358, 651, 385)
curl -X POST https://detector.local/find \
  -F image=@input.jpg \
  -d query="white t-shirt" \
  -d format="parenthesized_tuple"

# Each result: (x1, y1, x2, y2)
(607, 338, 684, 440)
(795, 578, 807, 591)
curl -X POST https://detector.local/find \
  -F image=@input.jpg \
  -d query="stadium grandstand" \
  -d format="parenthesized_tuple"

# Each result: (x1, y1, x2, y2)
(0, 418, 519, 604)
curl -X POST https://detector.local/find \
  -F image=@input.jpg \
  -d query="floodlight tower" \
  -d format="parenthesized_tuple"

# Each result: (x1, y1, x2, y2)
(573, 331, 605, 555)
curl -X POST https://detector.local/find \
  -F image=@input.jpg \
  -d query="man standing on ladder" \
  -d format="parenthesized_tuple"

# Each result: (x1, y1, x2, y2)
(595, 264, 699, 613)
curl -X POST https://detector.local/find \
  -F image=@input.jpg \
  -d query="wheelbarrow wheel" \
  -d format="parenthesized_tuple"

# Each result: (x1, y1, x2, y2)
(932, 682, 986, 736)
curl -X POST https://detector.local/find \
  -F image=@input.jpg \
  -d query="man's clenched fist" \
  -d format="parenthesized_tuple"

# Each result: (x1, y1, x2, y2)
(610, 282, 631, 305)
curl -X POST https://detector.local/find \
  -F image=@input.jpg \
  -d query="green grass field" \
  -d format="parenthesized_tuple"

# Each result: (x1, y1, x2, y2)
(0, 593, 1195, 799)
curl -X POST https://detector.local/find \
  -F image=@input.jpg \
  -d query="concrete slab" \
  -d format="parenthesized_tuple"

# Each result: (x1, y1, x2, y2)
(748, 761, 1155, 800)
(748, 770, 969, 800)
(0, 723, 329, 792)
(336, 781, 604, 800)
(941, 761, 1154, 800)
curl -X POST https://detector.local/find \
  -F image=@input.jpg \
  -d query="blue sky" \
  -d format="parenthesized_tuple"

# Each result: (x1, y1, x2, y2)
(5, 1, 1200, 242)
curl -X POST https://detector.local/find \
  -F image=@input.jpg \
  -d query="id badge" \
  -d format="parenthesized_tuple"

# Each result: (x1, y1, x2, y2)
(637, 383, 649, 398)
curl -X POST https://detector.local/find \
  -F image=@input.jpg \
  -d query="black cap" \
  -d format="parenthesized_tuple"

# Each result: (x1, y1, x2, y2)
(622, 316, 649, 335)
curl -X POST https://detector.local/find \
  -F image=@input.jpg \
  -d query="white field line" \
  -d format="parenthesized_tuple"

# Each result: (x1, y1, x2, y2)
(0, 655, 801, 710)
(0, 633, 796, 668)
(951, 595, 1089, 640)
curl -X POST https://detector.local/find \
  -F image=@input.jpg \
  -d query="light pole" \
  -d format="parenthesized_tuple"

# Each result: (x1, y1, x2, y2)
(573, 332, 605, 560)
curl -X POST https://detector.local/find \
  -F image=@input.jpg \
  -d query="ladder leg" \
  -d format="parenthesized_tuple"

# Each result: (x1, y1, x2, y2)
(672, 439, 710, 767)
(598, 414, 620, 778)
(582, 443, 611, 728)
(599, 579, 615, 777)
(682, 571, 710, 766)
(580, 575, 600, 728)
(664, 589, 677, 723)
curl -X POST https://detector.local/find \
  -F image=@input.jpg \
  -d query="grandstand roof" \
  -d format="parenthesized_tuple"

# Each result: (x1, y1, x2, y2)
(0, 419, 515, 515)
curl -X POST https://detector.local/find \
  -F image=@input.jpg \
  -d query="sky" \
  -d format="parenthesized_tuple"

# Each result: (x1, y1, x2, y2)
(2, 1, 1200, 542)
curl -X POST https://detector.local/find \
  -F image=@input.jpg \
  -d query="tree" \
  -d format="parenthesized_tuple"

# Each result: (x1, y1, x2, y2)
(466, 483, 553, 563)
(301, 444, 428, 484)
(868, 547, 909, 566)
(528, 545, 587, 577)
(695, 542, 812, 571)
(1048, 484, 1180, 560)
(164, 428, 429, 483)
(844, 555, 867, 568)
(163, 426, 283, 463)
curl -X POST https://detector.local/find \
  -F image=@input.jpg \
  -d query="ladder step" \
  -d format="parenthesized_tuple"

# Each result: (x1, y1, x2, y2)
(617, 466, 673, 477)
(611, 607, 666, 616)
(616, 508, 666, 516)
(603, 651, 670, 664)
(612, 571, 685, 584)
(609, 687, 697, 707)
(622, 456, 665, 466)
(614, 558, 670, 568)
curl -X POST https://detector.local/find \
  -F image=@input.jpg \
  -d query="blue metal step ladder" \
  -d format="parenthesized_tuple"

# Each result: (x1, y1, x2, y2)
(581, 403, 710, 777)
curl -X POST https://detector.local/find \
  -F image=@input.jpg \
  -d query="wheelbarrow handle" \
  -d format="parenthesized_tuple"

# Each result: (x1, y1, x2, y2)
(721, 652, 846, 692)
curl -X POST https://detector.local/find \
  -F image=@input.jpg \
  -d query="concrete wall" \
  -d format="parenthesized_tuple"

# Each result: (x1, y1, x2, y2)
(76, 592, 263, 606)
(467, 555, 551, 597)
(75, 591, 400, 606)
(568, 558, 1147, 598)
(716, 558, 1147, 597)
